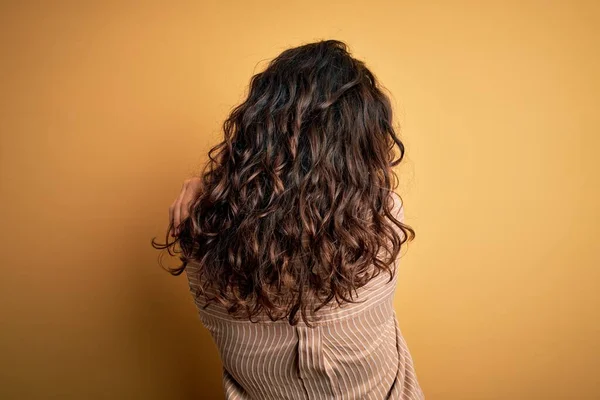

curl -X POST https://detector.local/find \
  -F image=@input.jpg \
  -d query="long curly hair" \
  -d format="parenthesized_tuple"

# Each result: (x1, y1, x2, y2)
(152, 39, 415, 326)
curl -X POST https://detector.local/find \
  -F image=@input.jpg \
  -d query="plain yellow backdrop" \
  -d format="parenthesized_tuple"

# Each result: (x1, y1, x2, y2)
(1, 1, 599, 399)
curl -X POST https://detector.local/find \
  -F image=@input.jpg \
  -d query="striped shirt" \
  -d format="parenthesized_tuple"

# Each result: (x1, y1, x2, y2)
(185, 194, 424, 399)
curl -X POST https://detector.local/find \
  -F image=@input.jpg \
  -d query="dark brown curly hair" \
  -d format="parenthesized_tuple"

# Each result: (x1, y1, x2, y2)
(152, 39, 414, 326)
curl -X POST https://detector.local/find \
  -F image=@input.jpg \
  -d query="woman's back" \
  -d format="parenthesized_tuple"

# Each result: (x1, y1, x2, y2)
(155, 40, 424, 399)
(185, 193, 424, 399)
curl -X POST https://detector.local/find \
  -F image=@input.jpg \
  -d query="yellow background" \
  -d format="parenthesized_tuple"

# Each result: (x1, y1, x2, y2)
(1, 1, 599, 399)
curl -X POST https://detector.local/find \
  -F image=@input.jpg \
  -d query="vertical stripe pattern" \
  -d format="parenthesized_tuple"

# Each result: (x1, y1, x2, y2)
(185, 194, 424, 399)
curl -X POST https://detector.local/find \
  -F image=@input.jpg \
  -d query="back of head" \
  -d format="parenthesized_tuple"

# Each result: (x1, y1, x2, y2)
(169, 39, 414, 325)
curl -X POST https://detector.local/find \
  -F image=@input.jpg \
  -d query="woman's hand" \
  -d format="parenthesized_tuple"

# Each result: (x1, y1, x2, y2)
(169, 177, 202, 237)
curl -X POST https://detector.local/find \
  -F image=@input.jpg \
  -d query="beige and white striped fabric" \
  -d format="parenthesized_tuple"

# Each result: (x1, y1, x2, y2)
(185, 194, 424, 399)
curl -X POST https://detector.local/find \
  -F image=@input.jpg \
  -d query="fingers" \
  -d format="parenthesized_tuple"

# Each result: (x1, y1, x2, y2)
(169, 199, 176, 237)
(179, 183, 197, 222)
(169, 177, 202, 237)
(172, 181, 189, 236)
